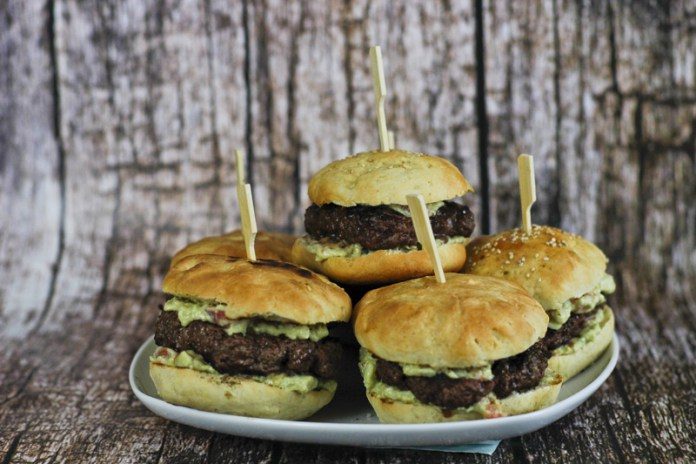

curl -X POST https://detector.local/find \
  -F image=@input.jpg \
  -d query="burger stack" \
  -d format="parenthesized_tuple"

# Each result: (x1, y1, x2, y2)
(147, 47, 617, 424)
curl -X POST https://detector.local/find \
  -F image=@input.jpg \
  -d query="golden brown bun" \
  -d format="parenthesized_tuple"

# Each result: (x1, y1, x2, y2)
(367, 374, 562, 423)
(163, 254, 352, 324)
(463, 225, 609, 310)
(291, 238, 468, 286)
(308, 149, 473, 206)
(150, 363, 333, 420)
(549, 307, 615, 380)
(171, 230, 295, 267)
(353, 274, 548, 368)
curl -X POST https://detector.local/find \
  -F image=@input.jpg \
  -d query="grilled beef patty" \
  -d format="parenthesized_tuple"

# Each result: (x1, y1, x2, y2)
(492, 341, 550, 398)
(154, 311, 342, 379)
(375, 359, 495, 409)
(304, 201, 475, 250)
(542, 306, 602, 351)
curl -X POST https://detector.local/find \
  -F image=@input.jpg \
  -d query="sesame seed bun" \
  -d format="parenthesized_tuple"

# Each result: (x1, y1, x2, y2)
(353, 274, 548, 368)
(170, 230, 295, 267)
(291, 238, 468, 285)
(367, 372, 562, 423)
(308, 149, 473, 206)
(463, 225, 609, 311)
(163, 254, 352, 324)
(149, 362, 334, 420)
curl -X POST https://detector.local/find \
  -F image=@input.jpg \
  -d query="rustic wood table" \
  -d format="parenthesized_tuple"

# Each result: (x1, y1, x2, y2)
(1, 0, 694, 462)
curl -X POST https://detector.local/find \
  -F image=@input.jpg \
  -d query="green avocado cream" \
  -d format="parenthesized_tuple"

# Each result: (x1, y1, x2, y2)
(302, 235, 469, 262)
(388, 201, 445, 217)
(151, 347, 336, 393)
(163, 297, 329, 341)
(553, 307, 608, 355)
(547, 274, 616, 329)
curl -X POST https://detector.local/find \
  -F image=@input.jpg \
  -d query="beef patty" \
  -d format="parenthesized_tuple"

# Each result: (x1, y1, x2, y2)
(542, 306, 602, 351)
(375, 359, 495, 409)
(304, 201, 475, 250)
(374, 341, 550, 409)
(492, 341, 550, 398)
(154, 311, 342, 379)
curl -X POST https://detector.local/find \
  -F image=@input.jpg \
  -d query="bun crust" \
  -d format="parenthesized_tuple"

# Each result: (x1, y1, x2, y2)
(353, 274, 548, 367)
(464, 226, 609, 310)
(171, 230, 295, 267)
(163, 254, 352, 324)
(549, 307, 615, 379)
(367, 375, 562, 423)
(150, 363, 333, 420)
(308, 149, 473, 206)
(291, 239, 467, 285)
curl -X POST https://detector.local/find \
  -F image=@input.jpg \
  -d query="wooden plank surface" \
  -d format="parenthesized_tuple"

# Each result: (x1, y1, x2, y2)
(0, 0, 694, 462)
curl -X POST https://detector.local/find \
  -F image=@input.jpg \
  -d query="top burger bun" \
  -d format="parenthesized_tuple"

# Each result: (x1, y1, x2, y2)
(164, 254, 352, 324)
(308, 149, 473, 206)
(170, 230, 295, 267)
(353, 273, 548, 368)
(463, 225, 609, 311)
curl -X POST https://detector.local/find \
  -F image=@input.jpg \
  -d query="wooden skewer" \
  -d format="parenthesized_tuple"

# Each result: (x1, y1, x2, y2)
(387, 130, 395, 150)
(235, 149, 257, 261)
(517, 154, 536, 234)
(369, 46, 389, 152)
(406, 194, 446, 283)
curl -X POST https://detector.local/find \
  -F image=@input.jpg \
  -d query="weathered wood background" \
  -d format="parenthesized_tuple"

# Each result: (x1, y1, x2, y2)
(1, 0, 694, 462)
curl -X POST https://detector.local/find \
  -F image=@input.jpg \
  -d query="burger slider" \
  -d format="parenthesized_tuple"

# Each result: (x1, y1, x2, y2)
(150, 254, 352, 419)
(464, 225, 616, 380)
(292, 149, 475, 285)
(353, 274, 562, 423)
(170, 230, 295, 267)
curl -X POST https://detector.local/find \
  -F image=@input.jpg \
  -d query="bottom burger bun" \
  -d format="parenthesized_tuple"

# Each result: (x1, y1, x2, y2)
(549, 307, 615, 380)
(150, 363, 335, 420)
(366, 374, 562, 424)
(291, 239, 467, 285)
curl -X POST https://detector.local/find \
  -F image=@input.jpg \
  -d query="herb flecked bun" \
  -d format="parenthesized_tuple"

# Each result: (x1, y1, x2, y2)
(163, 254, 352, 324)
(149, 364, 335, 420)
(463, 225, 609, 310)
(308, 149, 473, 206)
(170, 230, 296, 267)
(353, 273, 548, 368)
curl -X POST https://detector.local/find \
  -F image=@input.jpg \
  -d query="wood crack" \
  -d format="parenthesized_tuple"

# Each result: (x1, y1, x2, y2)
(31, 0, 66, 336)
(242, 0, 255, 187)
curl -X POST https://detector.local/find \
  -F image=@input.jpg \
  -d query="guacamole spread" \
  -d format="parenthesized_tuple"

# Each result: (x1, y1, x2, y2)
(163, 297, 329, 341)
(547, 274, 616, 329)
(151, 347, 336, 393)
(302, 235, 469, 262)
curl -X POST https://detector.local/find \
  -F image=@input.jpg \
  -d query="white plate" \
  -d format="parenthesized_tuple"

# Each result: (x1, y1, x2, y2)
(129, 335, 619, 447)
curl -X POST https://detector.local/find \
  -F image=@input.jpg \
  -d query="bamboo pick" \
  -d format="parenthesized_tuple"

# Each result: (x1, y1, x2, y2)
(235, 149, 257, 260)
(517, 154, 536, 234)
(387, 130, 395, 150)
(406, 194, 446, 283)
(369, 46, 389, 152)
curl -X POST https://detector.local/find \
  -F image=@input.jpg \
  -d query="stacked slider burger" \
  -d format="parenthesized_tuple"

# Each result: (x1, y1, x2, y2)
(464, 225, 616, 380)
(150, 254, 352, 419)
(353, 273, 562, 423)
(292, 149, 476, 285)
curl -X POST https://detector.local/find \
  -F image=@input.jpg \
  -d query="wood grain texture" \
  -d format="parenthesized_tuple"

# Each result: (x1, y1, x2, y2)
(0, 0, 694, 462)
